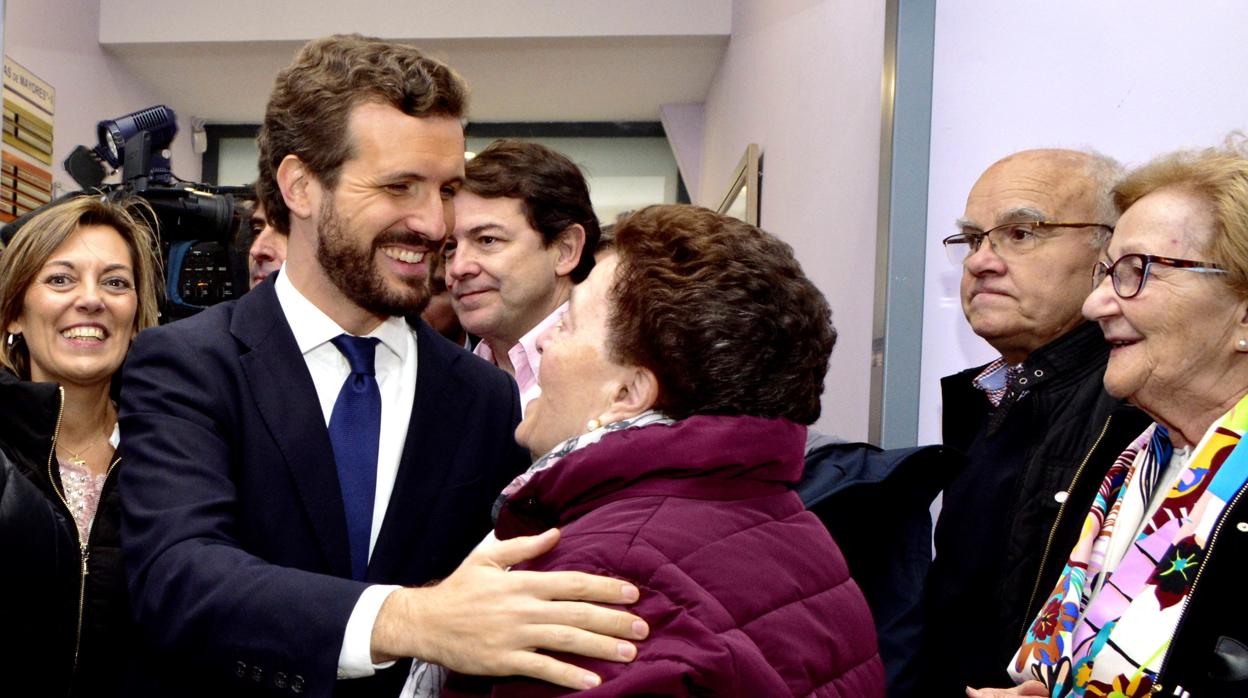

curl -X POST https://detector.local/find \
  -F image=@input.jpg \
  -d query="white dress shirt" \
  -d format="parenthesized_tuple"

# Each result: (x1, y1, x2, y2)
(473, 302, 566, 416)
(274, 270, 411, 678)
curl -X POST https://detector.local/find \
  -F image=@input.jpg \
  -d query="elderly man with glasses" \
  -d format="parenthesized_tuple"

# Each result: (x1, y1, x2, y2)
(919, 149, 1152, 696)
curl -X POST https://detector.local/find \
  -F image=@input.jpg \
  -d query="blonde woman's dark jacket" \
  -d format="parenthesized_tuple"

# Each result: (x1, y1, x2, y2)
(0, 369, 133, 697)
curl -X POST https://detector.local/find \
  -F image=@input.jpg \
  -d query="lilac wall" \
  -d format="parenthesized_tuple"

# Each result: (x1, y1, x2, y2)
(698, 0, 887, 439)
(659, 102, 705, 199)
(5, 0, 199, 193)
(917, 1, 1248, 445)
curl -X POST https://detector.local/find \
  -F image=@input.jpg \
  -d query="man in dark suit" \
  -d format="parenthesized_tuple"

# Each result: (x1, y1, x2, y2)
(119, 35, 646, 698)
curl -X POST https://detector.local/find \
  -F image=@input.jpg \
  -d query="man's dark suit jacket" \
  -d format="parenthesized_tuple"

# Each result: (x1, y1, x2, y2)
(118, 276, 529, 698)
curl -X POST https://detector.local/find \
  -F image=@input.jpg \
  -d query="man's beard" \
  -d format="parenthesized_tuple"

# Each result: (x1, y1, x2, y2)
(315, 197, 433, 318)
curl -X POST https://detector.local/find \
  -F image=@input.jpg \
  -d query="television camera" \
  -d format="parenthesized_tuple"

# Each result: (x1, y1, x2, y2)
(1, 105, 251, 321)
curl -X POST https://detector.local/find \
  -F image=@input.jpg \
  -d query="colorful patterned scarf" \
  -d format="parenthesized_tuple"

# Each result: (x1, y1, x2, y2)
(1009, 394, 1248, 697)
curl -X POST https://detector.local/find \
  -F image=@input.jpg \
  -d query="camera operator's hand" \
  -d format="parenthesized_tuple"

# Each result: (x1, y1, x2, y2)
(371, 528, 648, 690)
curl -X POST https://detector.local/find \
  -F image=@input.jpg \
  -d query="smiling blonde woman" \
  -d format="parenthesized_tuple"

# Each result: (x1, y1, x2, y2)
(974, 139, 1248, 698)
(0, 195, 159, 697)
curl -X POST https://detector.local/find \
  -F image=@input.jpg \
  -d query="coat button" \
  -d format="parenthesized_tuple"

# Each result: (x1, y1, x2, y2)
(1054, 491, 1069, 504)
(235, 661, 247, 678)
(291, 675, 305, 694)
(274, 671, 288, 689)
(1237, 521, 1248, 533)
(251, 666, 264, 682)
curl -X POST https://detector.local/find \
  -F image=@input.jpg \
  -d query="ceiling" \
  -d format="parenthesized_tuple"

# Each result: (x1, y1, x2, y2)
(103, 35, 729, 125)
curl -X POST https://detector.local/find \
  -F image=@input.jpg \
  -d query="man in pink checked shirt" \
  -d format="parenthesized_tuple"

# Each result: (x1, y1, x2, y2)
(446, 139, 600, 415)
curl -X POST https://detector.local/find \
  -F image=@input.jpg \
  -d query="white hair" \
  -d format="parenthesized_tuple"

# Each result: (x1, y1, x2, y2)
(1078, 149, 1124, 249)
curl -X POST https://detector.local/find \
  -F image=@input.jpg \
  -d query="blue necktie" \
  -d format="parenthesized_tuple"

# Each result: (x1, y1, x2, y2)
(328, 334, 382, 581)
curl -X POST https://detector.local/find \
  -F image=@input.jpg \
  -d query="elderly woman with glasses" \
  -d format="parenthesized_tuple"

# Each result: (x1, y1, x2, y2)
(970, 140, 1248, 698)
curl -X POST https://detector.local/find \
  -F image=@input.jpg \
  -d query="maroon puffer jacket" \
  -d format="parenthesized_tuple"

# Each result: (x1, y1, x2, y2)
(445, 414, 884, 697)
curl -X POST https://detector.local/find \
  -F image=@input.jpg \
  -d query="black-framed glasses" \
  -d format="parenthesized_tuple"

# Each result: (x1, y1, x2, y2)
(1092, 253, 1227, 299)
(942, 221, 1113, 265)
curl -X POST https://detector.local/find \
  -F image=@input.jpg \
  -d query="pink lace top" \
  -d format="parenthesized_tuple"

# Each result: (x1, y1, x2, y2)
(58, 457, 109, 543)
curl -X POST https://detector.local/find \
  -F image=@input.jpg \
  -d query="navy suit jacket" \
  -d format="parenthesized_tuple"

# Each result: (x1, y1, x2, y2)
(119, 276, 529, 697)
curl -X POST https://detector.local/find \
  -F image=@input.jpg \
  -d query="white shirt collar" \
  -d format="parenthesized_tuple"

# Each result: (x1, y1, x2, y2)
(273, 268, 410, 361)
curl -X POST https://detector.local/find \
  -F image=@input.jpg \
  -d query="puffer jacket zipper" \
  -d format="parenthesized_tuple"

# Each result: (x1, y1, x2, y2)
(42, 386, 121, 689)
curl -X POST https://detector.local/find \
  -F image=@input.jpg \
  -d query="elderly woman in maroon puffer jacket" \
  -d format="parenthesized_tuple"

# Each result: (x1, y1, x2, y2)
(441, 204, 884, 697)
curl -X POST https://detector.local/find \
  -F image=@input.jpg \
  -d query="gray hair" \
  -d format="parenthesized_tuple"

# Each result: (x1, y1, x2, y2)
(1078, 149, 1124, 249)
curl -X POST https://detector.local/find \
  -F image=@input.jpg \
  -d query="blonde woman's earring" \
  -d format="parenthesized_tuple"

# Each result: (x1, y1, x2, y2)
(586, 418, 602, 431)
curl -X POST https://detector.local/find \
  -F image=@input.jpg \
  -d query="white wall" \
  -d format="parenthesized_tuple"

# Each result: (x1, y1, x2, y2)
(659, 102, 705, 196)
(918, 1, 1248, 445)
(699, 0, 886, 440)
(5, 0, 199, 194)
(99, 0, 731, 43)
(213, 133, 681, 226)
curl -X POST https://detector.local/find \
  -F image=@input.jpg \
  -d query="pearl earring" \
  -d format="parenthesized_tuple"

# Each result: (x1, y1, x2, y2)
(586, 418, 602, 431)
(1238, 338, 1248, 352)
(5, 333, 17, 347)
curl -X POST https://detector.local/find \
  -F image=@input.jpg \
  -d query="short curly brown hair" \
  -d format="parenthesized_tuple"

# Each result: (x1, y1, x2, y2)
(257, 34, 468, 234)
(605, 205, 835, 424)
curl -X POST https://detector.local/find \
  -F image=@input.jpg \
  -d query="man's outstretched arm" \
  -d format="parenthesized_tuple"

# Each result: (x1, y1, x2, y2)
(373, 528, 649, 691)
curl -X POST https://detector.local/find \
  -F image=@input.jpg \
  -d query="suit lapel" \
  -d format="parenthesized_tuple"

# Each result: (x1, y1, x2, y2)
(367, 321, 477, 582)
(233, 278, 352, 578)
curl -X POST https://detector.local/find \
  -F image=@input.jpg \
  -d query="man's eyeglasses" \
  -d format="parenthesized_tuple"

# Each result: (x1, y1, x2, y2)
(1092, 253, 1226, 299)
(942, 221, 1113, 265)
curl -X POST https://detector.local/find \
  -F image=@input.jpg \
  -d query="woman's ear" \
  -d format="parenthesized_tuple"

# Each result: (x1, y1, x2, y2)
(276, 154, 316, 221)
(599, 365, 660, 424)
(552, 224, 586, 278)
(1235, 298, 1248, 351)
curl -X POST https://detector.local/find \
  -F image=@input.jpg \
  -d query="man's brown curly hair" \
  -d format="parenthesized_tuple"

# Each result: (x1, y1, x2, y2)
(257, 34, 468, 235)
(605, 205, 836, 424)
